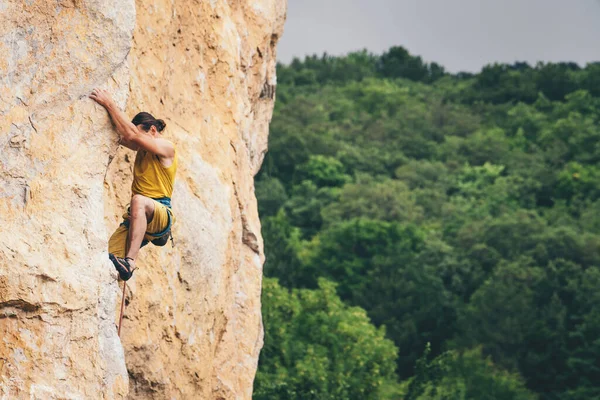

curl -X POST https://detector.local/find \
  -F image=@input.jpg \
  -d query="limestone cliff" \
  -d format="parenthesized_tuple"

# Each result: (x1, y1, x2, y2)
(0, 0, 286, 398)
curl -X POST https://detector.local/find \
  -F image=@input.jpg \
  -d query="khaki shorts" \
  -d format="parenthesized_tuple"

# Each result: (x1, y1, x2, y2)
(108, 199, 175, 258)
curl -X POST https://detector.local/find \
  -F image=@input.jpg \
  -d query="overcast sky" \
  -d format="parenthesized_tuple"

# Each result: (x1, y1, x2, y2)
(277, 0, 600, 73)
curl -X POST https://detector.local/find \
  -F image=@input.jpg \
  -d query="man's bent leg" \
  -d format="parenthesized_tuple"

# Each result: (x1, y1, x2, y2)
(126, 194, 155, 266)
(108, 225, 129, 258)
(108, 218, 136, 281)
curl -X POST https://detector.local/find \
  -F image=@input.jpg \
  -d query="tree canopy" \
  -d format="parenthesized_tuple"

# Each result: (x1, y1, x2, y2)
(256, 46, 600, 399)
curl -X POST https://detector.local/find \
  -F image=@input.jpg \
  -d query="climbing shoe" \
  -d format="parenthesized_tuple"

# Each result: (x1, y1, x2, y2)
(109, 254, 136, 281)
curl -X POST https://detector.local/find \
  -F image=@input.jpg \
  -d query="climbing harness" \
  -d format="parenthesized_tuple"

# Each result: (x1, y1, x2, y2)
(144, 207, 175, 247)
(120, 197, 176, 249)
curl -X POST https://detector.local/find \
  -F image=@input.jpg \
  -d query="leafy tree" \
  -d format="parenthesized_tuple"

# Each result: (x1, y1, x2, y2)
(256, 176, 288, 217)
(321, 178, 424, 227)
(378, 46, 429, 81)
(294, 155, 351, 187)
(254, 278, 400, 400)
(262, 210, 305, 287)
(283, 180, 339, 238)
(582, 62, 600, 97)
(305, 218, 456, 377)
(459, 258, 600, 398)
(535, 62, 580, 101)
(404, 345, 537, 400)
(469, 64, 538, 104)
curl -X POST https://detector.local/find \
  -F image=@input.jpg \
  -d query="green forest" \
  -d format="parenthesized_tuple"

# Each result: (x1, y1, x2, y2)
(253, 46, 600, 399)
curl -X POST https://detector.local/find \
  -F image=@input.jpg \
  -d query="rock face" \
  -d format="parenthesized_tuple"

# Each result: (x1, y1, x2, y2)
(0, 0, 286, 398)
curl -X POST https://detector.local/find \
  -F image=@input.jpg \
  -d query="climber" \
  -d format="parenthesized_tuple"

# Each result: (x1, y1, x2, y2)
(90, 88, 177, 281)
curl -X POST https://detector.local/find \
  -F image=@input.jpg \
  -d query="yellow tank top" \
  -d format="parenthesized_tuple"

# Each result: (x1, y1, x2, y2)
(131, 146, 177, 199)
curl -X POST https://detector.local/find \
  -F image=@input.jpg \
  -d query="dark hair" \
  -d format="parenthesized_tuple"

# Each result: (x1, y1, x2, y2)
(131, 112, 166, 132)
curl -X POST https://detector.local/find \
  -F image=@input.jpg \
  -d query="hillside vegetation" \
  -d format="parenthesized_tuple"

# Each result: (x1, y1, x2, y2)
(254, 47, 600, 400)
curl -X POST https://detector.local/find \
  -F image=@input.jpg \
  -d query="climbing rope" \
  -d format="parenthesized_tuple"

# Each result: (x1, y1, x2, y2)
(118, 282, 127, 337)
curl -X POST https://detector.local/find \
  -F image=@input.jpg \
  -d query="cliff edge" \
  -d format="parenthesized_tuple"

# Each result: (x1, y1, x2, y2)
(0, 0, 286, 398)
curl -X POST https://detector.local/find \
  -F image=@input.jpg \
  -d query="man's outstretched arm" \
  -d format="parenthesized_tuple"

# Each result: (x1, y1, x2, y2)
(90, 88, 139, 142)
(90, 88, 174, 158)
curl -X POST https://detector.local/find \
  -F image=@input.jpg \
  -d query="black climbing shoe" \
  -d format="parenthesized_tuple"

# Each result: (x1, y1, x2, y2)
(109, 254, 136, 281)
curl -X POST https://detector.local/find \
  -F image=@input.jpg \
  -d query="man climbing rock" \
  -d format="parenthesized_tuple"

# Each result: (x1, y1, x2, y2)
(90, 88, 177, 281)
